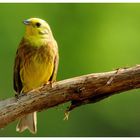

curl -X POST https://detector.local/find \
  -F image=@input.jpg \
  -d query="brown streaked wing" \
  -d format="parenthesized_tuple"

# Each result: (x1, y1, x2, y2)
(49, 41, 59, 82)
(13, 40, 24, 94)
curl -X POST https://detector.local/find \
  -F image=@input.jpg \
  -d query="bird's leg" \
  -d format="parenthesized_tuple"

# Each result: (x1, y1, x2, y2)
(30, 81, 55, 94)
(30, 87, 42, 94)
(49, 81, 55, 88)
(43, 81, 55, 88)
(15, 90, 26, 100)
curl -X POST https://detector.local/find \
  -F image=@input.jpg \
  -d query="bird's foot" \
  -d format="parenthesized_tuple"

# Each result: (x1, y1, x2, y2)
(30, 88, 41, 94)
(15, 92, 26, 100)
(43, 81, 55, 88)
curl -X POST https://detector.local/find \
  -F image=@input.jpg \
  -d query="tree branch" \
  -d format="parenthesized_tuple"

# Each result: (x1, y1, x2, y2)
(0, 65, 140, 129)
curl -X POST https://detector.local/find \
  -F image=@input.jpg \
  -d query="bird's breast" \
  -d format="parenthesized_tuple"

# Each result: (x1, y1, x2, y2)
(20, 45, 55, 92)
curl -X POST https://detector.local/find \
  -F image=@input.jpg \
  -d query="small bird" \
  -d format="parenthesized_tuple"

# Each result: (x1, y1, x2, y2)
(13, 18, 59, 134)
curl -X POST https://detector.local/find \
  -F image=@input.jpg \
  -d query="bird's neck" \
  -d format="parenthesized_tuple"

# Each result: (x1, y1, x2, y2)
(24, 35, 49, 47)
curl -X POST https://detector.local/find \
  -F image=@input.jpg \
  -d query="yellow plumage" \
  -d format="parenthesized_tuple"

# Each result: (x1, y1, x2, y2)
(20, 41, 56, 92)
(13, 18, 59, 133)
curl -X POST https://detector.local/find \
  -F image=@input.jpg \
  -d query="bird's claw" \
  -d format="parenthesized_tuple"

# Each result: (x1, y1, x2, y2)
(30, 88, 41, 94)
(43, 81, 54, 88)
(15, 92, 25, 100)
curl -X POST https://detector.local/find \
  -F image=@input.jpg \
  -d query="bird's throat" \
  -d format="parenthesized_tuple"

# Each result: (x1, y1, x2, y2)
(24, 35, 48, 48)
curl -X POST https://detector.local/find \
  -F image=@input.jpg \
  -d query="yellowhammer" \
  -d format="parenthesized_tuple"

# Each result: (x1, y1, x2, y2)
(13, 18, 59, 134)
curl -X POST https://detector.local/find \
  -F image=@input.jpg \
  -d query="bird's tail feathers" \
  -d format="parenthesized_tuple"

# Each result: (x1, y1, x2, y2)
(16, 112, 37, 134)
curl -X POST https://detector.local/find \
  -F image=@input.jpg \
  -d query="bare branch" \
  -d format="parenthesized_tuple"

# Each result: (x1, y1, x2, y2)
(0, 65, 140, 128)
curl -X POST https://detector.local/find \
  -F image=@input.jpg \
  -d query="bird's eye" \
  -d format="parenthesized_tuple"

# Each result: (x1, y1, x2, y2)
(36, 22, 41, 28)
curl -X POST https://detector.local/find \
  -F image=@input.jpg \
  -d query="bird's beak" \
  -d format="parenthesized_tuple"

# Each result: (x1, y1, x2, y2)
(23, 19, 30, 25)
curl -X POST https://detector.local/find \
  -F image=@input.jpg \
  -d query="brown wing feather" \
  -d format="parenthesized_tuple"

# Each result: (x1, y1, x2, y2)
(13, 39, 25, 94)
(49, 41, 59, 82)
(13, 51, 23, 94)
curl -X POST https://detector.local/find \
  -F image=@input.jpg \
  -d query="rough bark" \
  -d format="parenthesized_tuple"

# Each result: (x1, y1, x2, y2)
(0, 65, 140, 128)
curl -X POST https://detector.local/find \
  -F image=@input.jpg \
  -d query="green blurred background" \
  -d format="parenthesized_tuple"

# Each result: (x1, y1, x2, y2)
(0, 3, 140, 137)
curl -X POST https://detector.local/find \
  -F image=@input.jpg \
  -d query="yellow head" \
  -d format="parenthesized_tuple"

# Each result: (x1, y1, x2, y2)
(23, 18, 53, 47)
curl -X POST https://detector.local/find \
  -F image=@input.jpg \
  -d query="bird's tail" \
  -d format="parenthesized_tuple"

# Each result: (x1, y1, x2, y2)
(16, 112, 37, 134)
